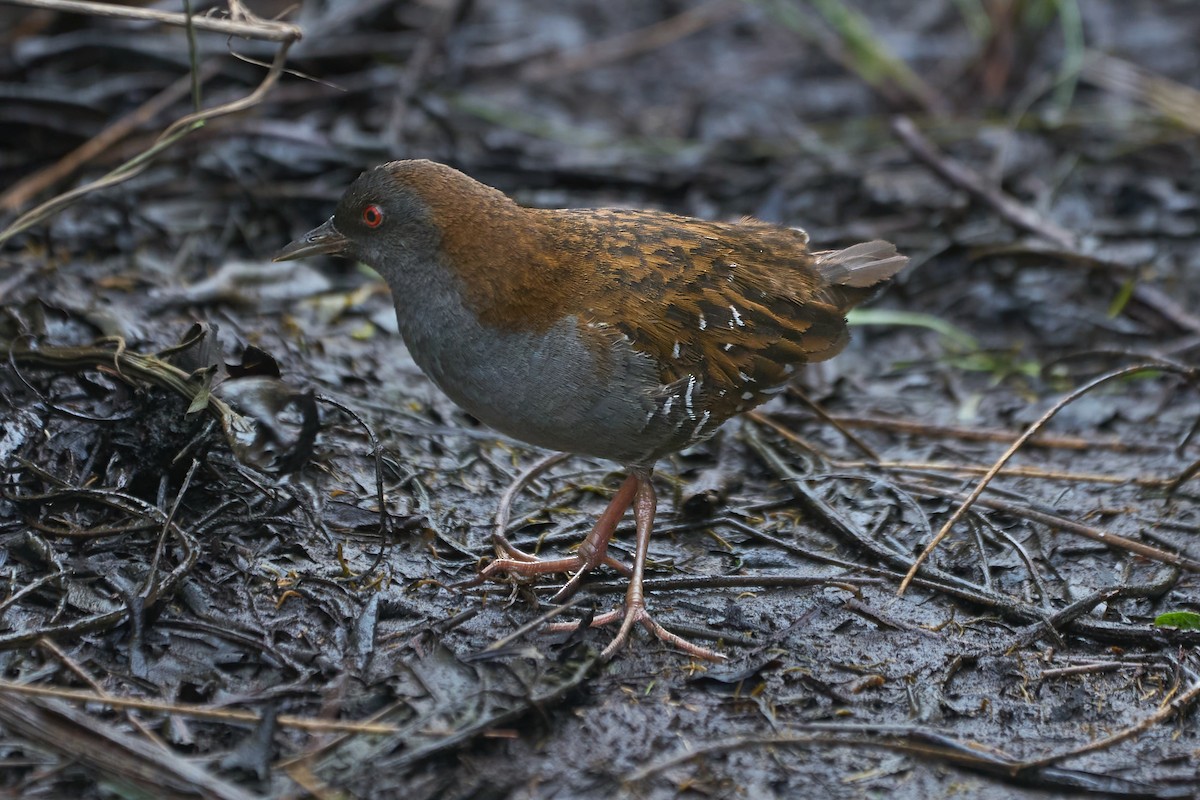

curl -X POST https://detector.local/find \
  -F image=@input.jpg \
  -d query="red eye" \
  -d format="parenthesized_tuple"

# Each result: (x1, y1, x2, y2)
(362, 204, 384, 228)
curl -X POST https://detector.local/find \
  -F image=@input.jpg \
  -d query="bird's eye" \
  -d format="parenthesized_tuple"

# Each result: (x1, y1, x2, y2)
(362, 204, 384, 228)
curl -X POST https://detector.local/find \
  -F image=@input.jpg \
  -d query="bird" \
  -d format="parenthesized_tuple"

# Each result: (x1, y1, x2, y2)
(275, 159, 907, 661)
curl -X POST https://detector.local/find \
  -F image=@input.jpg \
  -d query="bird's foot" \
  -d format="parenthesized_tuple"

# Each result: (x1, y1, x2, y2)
(457, 473, 640, 597)
(547, 601, 726, 662)
(463, 470, 727, 662)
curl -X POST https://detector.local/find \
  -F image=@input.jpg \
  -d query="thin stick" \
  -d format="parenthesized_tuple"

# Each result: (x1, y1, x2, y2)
(492, 452, 572, 560)
(1026, 671, 1200, 767)
(899, 363, 1186, 594)
(0, 62, 221, 212)
(826, 413, 1152, 452)
(0, 40, 294, 245)
(0, 680, 398, 734)
(0, 0, 300, 41)
(891, 115, 1075, 249)
(850, 458, 1173, 488)
(892, 114, 1200, 336)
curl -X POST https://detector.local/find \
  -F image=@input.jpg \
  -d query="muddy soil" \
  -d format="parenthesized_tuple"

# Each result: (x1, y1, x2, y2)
(1, 2, 1199, 798)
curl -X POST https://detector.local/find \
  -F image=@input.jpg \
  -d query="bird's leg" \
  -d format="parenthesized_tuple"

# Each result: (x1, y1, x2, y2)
(549, 474, 638, 601)
(551, 472, 727, 662)
(471, 474, 638, 588)
(601, 473, 656, 658)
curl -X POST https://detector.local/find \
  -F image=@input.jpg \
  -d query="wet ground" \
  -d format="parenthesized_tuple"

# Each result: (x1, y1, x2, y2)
(2, 1, 1200, 798)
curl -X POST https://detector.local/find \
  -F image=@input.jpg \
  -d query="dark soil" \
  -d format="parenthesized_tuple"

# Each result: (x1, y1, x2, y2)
(2, 1, 1199, 798)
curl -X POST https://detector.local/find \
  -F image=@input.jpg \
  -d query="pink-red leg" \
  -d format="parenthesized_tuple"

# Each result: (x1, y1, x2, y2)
(549, 473, 727, 662)
(466, 474, 639, 588)
(469, 468, 727, 661)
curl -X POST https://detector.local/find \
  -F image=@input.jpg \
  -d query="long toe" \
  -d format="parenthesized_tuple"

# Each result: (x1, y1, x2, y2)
(547, 604, 726, 661)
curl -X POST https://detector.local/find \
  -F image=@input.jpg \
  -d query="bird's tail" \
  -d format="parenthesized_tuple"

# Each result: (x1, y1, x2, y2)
(814, 240, 908, 288)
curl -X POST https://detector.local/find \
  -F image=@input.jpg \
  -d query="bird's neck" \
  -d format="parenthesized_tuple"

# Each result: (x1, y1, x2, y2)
(425, 194, 586, 335)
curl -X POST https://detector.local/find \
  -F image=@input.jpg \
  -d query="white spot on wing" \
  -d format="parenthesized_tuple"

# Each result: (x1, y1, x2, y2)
(738, 370, 754, 383)
(692, 410, 711, 439)
(684, 376, 696, 419)
(698, 312, 707, 330)
(672, 341, 681, 360)
(730, 305, 745, 327)
(663, 395, 675, 417)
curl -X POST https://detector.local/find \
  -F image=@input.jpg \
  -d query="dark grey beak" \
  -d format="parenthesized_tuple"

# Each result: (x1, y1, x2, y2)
(273, 217, 352, 262)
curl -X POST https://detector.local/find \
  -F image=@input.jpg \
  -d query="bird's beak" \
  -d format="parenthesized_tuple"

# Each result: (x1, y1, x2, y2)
(273, 217, 352, 262)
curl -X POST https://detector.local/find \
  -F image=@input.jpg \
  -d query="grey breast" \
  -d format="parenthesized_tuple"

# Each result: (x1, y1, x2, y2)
(391, 282, 669, 464)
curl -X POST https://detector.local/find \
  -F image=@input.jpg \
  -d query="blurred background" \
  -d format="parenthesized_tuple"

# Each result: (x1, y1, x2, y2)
(1, 2, 1199, 799)
(2, 1, 1196, 267)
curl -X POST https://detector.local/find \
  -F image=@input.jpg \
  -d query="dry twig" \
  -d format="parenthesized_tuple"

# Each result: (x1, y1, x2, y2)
(0, 0, 299, 245)
(0, 0, 299, 41)
(891, 114, 1200, 336)
(898, 362, 1195, 594)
